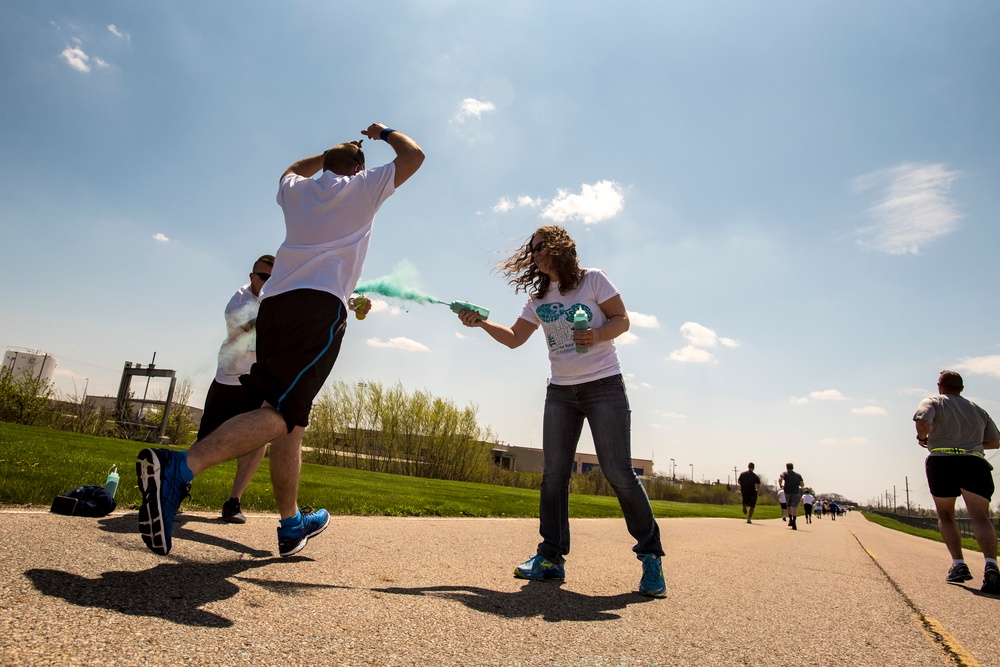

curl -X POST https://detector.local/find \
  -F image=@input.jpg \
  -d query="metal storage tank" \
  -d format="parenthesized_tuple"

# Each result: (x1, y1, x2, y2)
(3, 347, 58, 388)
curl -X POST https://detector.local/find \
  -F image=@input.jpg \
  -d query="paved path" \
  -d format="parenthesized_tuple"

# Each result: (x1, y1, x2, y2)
(1, 509, 997, 666)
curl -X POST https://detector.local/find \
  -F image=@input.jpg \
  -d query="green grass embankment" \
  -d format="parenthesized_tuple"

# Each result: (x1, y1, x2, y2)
(862, 510, 981, 553)
(1, 422, 779, 520)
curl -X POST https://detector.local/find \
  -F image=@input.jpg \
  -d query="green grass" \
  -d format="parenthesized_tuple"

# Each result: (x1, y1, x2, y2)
(1, 421, 779, 520)
(862, 510, 981, 553)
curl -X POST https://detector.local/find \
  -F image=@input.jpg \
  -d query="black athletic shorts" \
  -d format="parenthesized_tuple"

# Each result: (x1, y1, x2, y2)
(197, 380, 263, 439)
(741, 491, 757, 508)
(241, 289, 347, 432)
(804, 503, 813, 515)
(925, 454, 995, 499)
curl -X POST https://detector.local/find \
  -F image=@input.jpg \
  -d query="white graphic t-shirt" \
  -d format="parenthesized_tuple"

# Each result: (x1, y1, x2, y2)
(518, 269, 623, 385)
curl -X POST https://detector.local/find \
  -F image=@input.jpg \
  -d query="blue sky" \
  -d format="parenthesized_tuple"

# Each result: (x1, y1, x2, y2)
(3, 2, 999, 509)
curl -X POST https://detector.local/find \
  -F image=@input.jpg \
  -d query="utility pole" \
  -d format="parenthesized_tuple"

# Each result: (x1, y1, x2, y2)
(893, 485, 897, 512)
(905, 476, 911, 516)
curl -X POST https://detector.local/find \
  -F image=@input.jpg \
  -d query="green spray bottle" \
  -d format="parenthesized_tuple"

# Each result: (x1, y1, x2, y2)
(573, 307, 589, 353)
(442, 300, 490, 321)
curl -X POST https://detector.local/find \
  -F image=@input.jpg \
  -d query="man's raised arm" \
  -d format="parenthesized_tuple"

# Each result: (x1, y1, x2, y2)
(361, 123, 424, 188)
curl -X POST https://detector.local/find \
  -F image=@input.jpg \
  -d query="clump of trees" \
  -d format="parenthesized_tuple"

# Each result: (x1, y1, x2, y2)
(304, 380, 503, 483)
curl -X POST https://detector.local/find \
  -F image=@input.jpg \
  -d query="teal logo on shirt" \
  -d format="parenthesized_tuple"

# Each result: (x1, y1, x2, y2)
(535, 303, 591, 350)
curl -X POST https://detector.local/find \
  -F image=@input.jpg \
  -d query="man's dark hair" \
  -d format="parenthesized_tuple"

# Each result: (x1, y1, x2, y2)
(322, 141, 365, 175)
(938, 370, 964, 392)
(256, 255, 275, 268)
(786, 462, 794, 471)
(747, 462, 754, 470)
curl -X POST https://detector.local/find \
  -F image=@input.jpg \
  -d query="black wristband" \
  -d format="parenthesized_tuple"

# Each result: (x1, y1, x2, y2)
(379, 128, 395, 141)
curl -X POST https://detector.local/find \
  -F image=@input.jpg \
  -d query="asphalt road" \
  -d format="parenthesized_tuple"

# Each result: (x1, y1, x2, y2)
(1, 509, 997, 666)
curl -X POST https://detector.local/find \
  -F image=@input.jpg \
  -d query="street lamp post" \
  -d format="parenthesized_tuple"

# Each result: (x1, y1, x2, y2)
(670, 458, 675, 480)
(689, 463, 694, 483)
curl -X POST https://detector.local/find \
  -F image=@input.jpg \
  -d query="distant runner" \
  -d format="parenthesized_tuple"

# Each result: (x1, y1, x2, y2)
(738, 462, 761, 524)
(779, 463, 804, 530)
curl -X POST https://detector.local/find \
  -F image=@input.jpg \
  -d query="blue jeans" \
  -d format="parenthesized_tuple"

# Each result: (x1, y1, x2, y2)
(536, 374, 664, 563)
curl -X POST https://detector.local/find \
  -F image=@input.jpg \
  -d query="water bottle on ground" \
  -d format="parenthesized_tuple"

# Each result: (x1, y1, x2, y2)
(105, 465, 120, 499)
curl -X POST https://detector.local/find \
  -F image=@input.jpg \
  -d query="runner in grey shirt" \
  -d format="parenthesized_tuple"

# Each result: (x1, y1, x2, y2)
(914, 370, 1000, 594)
(780, 463, 804, 530)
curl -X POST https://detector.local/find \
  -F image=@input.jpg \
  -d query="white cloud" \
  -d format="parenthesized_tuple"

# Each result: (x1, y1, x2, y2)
(851, 406, 888, 416)
(366, 299, 392, 315)
(454, 331, 468, 340)
(153, 233, 169, 242)
(655, 410, 686, 419)
(900, 387, 930, 397)
(61, 46, 90, 72)
(453, 98, 496, 123)
(853, 163, 961, 255)
(94, 57, 109, 69)
(493, 195, 543, 213)
(679, 322, 740, 349)
(617, 331, 639, 345)
(668, 345, 717, 364)
(541, 180, 624, 225)
(493, 197, 515, 213)
(680, 322, 719, 347)
(811, 389, 845, 401)
(628, 312, 659, 329)
(791, 389, 846, 404)
(107, 24, 130, 41)
(952, 355, 1000, 379)
(366, 337, 429, 352)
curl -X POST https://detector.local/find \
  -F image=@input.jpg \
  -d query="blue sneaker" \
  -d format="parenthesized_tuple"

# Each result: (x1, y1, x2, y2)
(277, 507, 331, 557)
(946, 563, 973, 584)
(136, 448, 191, 555)
(513, 554, 565, 580)
(638, 553, 667, 598)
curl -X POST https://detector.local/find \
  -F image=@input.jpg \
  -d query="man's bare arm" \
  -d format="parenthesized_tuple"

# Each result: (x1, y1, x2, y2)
(361, 123, 424, 188)
(281, 154, 324, 181)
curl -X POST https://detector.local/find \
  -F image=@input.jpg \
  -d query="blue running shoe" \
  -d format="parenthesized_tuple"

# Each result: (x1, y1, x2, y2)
(277, 507, 331, 557)
(946, 563, 973, 584)
(513, 554, 565, 580)
(638, 553, 667, 598)
(136, 448, 191, 555)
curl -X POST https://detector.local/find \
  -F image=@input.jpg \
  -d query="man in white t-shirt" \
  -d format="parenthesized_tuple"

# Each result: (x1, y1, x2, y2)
(778, 487, 787, 522)
(136, 122, 424, 558)
(198, 254, 274, 524)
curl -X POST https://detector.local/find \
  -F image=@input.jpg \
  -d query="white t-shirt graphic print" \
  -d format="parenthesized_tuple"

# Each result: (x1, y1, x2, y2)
(518, 269, 623, 385)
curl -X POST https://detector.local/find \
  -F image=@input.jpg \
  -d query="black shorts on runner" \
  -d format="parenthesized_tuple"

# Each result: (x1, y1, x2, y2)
(741, 491, 757, 508)
(779, 502, 787, 510)
(197, 380, 263, 439)
(241, 289, 347, 433)
(925, 454, 995, 499)
(804, 503, 813, 515)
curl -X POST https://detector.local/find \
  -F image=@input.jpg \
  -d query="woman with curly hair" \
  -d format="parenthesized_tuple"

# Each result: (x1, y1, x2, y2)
(456, 224, 666, 598)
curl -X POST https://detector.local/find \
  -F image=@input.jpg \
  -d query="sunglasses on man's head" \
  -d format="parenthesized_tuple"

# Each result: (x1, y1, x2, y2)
(254, 272, 271, 281)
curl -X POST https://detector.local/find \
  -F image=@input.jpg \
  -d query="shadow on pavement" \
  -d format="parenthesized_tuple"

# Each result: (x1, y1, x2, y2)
(24, 557, 301, 628)
(372, 582, 657, 622)
(97, 513, 273, 558)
